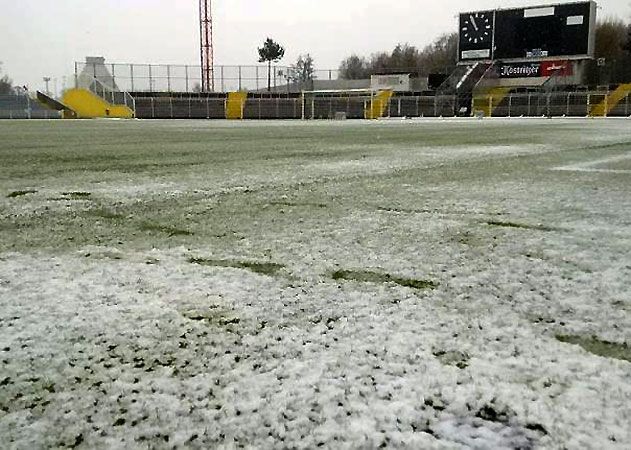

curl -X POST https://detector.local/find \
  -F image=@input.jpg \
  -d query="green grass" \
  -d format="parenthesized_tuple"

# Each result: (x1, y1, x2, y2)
(189, 257, 285, 276)
(180, 305, 241, 327)
(433, 350, 470, 369)
(6, 190, 37, 198)
(485, 220, 557, 232)
(269, 201, 328, 208)
(0, 119, 630, 446)
(140, 222, 193, 237)
(61, 191, 92, 199)
(88, 208, 126, 220)
(48, 192, 93, 202)
(332, 269, 437, 290)
(556, 335, 631, 362)
(0, 119, 627, 257)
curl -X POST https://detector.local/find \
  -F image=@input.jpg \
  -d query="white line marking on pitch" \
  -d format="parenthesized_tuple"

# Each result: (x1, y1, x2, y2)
(552, 152, 631, 174)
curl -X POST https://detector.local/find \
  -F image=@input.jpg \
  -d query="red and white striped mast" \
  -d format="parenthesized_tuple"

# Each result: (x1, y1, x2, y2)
(199, 0, 214, 92)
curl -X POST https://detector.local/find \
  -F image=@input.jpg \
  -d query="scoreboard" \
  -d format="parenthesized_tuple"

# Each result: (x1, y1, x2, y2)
(459, 1, 597, 62)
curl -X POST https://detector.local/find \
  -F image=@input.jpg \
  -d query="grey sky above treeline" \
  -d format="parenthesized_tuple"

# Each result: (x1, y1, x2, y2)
(1, 0, 628, 92)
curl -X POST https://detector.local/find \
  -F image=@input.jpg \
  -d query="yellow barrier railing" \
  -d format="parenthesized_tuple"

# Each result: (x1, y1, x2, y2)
(365, 90, 393, 119)
(472, 87, 512, 117)
(589, 84, 631, 117)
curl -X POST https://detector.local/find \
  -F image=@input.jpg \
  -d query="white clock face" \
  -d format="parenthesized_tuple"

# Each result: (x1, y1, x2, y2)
(462, 12, 493, 45)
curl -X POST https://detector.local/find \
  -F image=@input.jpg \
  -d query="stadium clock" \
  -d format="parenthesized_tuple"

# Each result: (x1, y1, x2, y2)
(462, 12, 493, 45)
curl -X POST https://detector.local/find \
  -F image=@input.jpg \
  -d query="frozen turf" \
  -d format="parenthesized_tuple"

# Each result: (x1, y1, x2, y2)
(1, 118, 630, 448)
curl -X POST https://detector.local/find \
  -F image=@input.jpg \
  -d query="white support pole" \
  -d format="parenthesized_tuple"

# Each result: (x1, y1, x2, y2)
(546, 94, 551, 117)
(527, 94, 531, 116)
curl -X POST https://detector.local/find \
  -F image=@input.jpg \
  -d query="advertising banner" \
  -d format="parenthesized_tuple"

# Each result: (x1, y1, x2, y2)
(498, 61, 573, 78)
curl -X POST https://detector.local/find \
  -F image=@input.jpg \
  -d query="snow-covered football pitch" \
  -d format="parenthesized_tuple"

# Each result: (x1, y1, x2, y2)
(1, 118, 630, 449)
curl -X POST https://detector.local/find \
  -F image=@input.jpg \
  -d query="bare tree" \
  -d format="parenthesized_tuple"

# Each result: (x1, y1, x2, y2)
(338, 55, 370, 79)
(338, 33, 458, 80)
(595, 19, 628, 59)
(593, 19, 631, 83)
(0, 62, 14, 95)
(418, 33, 458, 76)
(289, 54, 316, 89)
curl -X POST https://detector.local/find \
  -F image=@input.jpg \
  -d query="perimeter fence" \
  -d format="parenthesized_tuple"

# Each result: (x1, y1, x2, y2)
(0, 94, 61, 119)
(476, 91, 631, 117)
(75, 62, 340, 93)
(131, 94, 459, 120)
(131, 90, 631, 120)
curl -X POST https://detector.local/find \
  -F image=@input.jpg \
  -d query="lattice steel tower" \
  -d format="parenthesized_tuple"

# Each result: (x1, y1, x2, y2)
(199, 0, 214, 92)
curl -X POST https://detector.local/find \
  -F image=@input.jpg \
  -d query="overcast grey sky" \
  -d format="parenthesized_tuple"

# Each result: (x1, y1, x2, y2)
(0, 0, 628, 92)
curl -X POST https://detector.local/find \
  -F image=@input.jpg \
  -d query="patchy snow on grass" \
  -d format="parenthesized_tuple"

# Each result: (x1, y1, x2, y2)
(0, 118, 630, 448)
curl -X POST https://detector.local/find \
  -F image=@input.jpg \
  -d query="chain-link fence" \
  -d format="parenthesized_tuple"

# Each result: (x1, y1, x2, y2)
(75, 62, 343, 94)
(0, 94, 61, 119)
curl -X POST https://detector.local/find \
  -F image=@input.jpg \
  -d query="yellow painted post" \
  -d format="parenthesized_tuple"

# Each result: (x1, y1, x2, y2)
(226, 92, 248, 120)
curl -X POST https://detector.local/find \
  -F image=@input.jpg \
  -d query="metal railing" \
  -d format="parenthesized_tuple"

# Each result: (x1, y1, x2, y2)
(129, 90, 631, 120)
(89, 79, 136, 112)
(472, 91, 631, 117)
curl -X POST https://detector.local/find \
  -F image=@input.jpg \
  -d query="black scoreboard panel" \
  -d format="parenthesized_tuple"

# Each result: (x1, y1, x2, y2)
(458, 1, 596, 62)
(494, 2, 595, 60)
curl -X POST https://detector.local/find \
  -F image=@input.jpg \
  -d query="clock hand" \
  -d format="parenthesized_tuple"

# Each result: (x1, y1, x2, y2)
(470, 15, 479, 31)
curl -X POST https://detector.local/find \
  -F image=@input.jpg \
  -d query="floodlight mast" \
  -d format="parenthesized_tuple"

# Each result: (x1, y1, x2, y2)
(199, 0, 214, 92)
